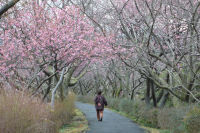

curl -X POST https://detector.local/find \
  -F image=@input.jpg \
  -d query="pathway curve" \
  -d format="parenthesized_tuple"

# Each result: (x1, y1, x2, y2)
(76, 102, 146, 133)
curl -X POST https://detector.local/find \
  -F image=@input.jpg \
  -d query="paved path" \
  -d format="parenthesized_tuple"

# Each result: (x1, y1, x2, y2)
(76, 102, 146, 133)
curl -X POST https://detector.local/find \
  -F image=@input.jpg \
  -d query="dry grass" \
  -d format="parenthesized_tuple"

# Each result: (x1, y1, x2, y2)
(0, 91, 76, 133)
(142, 127, 160, 133)
(50, 93, 76, 128)
(0, 91, 56, 133)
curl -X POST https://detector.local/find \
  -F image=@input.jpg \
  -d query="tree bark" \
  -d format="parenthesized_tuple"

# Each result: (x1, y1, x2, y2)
(131, 89, 135, 100)
(145, 78, 151, 106)
(60, 84, 64, 101)
(156, 90, 164, 103)
(159, 91, 169, 108)
(151, 79, 157, 107)
(79, 81, 84, 95)
(42, 78, 52, 101)
(0, 0, 20, 17)
(51, 67, 66, 109)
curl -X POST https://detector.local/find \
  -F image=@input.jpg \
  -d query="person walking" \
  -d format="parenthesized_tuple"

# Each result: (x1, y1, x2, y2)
(94, 90, 107, 122)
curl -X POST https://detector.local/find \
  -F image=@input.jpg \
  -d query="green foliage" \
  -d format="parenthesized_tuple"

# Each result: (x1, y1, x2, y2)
(107, 98, 120, 111)
(129, 100, 145, 118)
(158, 107, 189, 132)
(118, 99, 134, 114)
(141, 108, 159, 128)
(77, 95, 94, 104)
(184, 106, 200, 133)
(158, 70, 168, 80)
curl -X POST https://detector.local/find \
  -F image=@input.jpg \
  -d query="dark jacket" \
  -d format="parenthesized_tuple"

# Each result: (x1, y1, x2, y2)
(94, 95, 107, 110)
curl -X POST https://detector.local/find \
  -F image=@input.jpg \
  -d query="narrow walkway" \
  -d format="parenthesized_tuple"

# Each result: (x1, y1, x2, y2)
(76, 102, 145, 133)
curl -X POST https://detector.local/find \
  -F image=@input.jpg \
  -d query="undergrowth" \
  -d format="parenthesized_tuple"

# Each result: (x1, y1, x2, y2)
(0, 91, 75, 133)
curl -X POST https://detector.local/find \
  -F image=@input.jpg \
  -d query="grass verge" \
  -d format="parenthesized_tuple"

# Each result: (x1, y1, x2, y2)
(108, 108, 170, 133)
(59, 109, 88, 133)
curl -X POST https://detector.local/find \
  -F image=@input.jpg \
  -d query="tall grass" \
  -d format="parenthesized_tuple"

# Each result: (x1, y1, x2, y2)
(0, 91, 75, 133)
(50, 93, 75, 129)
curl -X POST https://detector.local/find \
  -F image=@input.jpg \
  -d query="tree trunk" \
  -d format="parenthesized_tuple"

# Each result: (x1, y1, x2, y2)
(116, 79, 123, 97)
(63, 66, 76, 96)
(185, 78, 195, 103)
(0, 0, 20, 17)
(131, 89, 135, 100)
(79, 81, 84, 95)
(60, 84, 64, 101)
(131, 75, 135, 100)
(43, 78, 51, 101)
(145, 78, 151, 106)
(159, 72, 170, 107)
(151, 80, 157, 107)
(51, 67, 66, 109)
(159, 91, 169, 108)
(112, 90, 116, 98)
(156, 90, 164, 103)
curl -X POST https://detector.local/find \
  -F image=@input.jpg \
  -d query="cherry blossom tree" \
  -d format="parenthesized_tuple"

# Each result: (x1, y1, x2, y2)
(0, 0, 115, 108)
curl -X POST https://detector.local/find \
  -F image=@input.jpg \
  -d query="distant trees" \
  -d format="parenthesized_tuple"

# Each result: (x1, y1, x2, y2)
(110, 0, 200, 104)
(73, 0, 200, 106)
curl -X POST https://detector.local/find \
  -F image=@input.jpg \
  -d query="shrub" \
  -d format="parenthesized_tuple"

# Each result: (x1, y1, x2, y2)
(148, 108, 159, 127)
(77, 95, 94, 104)
(158, 106, 190, 133)
(184, 106, 200, 133)
(131, 100, 146, 119)
(107, 98, 120, 111)
(157, 108, 170, 129)
(107, 98, 158, 127)
(137, 107, 158, 128)
(118, 98, 134, 114)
